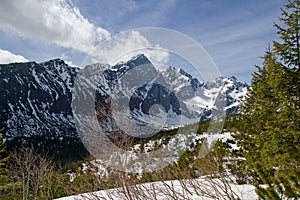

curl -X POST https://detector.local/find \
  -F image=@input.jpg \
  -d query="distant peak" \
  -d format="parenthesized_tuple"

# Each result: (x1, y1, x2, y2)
(41, 58, 65, 65)
(229, 76, 237, 80)
(132, 53, 146, 60)
(165, 66, 176, 71)
(127, 54, 151, 64)
(176, 67, 193, 79)
(111, 54, 152, 70)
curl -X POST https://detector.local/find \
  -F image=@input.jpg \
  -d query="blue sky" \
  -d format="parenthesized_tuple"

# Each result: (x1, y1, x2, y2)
(0, 0, 284, 83)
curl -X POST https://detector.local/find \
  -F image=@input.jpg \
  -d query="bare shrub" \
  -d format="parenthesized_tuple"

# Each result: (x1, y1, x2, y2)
(67, 140, 240, 200)
(8, 146, 54, 200)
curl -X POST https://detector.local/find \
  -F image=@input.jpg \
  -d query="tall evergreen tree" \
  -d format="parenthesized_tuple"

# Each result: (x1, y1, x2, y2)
(237, 0, 300, 199)
(0, 130, 21, 198)
(0, 130, 11, 194)
(273, 0, 300, 70)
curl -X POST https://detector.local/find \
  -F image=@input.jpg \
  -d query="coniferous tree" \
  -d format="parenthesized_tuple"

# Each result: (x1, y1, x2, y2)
(0, 131, 21, 198)
(0, 130, 11, 194)
(273, 0, 300, 70)
(0, 129, 14, 197)
(237, 0, 300, 199)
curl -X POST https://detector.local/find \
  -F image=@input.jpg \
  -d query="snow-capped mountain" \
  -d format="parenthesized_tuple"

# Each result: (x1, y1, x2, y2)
(0, 54, 247, 145)
(0, 59, 77, 139)
(161, 66, 247, 118)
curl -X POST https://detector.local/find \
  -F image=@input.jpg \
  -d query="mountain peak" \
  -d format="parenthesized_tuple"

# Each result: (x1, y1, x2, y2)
(124, 54, 151, 67)
(111, 54, 152, 71)
(177, 68, 193, 79)
(131, 53, 148, 61)
(41, 58, 66, 66)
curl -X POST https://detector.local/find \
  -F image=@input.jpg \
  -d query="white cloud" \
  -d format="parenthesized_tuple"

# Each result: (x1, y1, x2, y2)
(0, 0, 169, 66)
(60, 53, 78, 68)
(84, 31, 169, 66)
(0, 49, 28, 64)
(0, 0, 110, 54)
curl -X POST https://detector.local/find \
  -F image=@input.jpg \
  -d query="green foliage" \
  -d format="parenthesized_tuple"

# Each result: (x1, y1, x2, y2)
(236, 0, 300, 198)
(0, 130, 22, 199)
(0, 133, 9, 188)
(273, 0, 300, 69)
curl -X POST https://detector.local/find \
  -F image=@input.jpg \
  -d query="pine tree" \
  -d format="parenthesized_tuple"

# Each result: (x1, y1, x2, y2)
(0, 130, 11, 194)
(273, 0, 300, 70)
(0, 130, 21, 198)
(237, 0, 300, 199)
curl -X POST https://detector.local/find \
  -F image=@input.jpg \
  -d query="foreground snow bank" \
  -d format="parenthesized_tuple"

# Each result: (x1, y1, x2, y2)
(56, 178, 257, 200)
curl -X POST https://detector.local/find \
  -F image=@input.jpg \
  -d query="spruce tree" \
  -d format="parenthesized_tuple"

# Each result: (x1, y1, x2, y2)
(273, 0, 300, 70)
(0, 130, 21, 198)
(237, 0, 300, 199)
(0, 130, 10, 194)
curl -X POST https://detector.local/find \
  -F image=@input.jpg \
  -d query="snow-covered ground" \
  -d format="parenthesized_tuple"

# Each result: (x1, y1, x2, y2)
(56, 178, 257, 200)
(56, 131, 253, 200)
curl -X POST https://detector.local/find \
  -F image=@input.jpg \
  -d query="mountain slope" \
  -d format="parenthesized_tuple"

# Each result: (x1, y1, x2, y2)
(0, 59, 77, 139)
(0, 55, 247, 151)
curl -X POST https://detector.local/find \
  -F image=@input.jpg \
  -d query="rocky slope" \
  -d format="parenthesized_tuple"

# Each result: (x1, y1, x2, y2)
(0, 55, 247, 154)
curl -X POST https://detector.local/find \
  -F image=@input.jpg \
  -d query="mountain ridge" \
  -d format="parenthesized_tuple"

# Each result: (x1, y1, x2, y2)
(0, 55, 247, 155)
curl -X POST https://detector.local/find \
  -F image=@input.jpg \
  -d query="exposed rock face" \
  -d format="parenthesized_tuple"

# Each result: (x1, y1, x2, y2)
(0, 55, 247, 152)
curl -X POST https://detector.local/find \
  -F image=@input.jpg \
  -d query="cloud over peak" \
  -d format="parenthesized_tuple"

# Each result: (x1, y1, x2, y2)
(0, 49, 28, 64)
(0, 0, 110, 53)
(0, 0, 169, 65)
